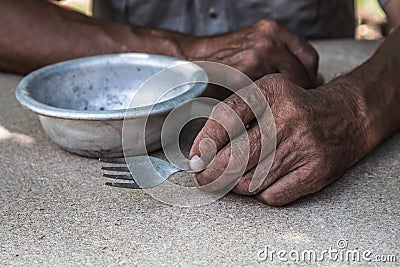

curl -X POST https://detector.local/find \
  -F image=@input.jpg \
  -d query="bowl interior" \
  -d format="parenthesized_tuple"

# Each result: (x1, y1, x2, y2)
(24, 54, 205, 112)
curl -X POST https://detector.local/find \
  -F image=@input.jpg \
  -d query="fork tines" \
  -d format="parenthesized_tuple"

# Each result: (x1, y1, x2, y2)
(102, 173, 134, 180)
(101, 157, 142, 189)
(105, 181, 142, 189)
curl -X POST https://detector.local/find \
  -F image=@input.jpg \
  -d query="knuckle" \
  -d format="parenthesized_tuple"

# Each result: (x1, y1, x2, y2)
(200, 121, 222, 140)
(211, 103, 239, 130)
(266, 73, 289, 85)
(257, 19, 280, 32)
(256, 39, 277, 53)
(212, 102, 231, 118)
(242, 50, 259, 70)
(248, 49, 259, 61)
(255, 18, 269, 28)
(307, 154, 333, 180)
(254, 74, 288, 102)
(258, 74, 291, 94)
(268, 22, 280, 34)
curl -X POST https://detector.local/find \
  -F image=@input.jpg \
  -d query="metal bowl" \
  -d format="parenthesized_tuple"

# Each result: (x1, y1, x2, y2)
(16, 53, 208, 158)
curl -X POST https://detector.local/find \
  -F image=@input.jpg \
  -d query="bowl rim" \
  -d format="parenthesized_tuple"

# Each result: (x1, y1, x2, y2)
(15, 53, 208, 120)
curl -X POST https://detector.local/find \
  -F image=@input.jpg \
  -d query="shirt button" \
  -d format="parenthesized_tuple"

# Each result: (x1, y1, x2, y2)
(208, 7, 218, 18)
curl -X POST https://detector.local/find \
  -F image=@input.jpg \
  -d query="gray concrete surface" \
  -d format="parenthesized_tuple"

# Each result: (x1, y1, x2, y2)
(0, 40, 399, 266)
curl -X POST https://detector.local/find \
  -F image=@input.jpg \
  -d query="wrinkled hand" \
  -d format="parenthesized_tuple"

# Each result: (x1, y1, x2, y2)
(190, 74, 367, 206)
(182, 19, 323, 88)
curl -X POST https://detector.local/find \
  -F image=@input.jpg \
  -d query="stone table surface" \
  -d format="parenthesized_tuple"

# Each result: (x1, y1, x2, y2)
(0, 40, 399, 266)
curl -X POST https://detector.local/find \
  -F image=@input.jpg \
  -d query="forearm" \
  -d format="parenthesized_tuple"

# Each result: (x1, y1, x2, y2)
(323, 27, 400, 156)
(0, 0, 190, 73)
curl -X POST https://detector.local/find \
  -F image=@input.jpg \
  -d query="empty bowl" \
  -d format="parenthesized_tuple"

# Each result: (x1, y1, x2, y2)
(16, 53, 208, 158)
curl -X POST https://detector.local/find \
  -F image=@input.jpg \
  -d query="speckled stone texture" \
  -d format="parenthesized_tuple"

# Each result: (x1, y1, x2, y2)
(0, 40, 398, 266)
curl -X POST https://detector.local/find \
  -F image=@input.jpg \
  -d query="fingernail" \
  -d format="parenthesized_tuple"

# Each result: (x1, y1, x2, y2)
(190, 155, 205, 172)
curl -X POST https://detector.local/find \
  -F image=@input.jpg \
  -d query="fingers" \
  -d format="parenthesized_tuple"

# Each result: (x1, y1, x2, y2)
(225, 48, 277, 80)
(231, 152, 276, 195)
(190, 75, 292, 192)
(190, 74, 290, 169)
(256, 165, 330, 206)
(271, 46, 312, 88)
(232, 134, 297, 195)
(195, 110, 275, 188)
(194, 121, 259, 187)
(254, 19, 320, 87)
(189, 82, 268, 160)
(281, 32, 320, 87)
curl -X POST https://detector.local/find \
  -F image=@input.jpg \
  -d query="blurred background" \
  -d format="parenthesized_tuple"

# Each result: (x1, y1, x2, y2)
(57, 0, 388, 40)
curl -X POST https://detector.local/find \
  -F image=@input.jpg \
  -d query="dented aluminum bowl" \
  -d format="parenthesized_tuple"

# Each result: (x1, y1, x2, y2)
(16, 53, 208, 158)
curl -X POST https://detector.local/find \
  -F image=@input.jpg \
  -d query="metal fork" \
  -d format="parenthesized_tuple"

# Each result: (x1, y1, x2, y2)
(100, 156, 192, 189)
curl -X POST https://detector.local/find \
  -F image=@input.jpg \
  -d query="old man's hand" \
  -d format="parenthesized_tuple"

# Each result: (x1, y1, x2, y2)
(190, 74, 368, 206)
